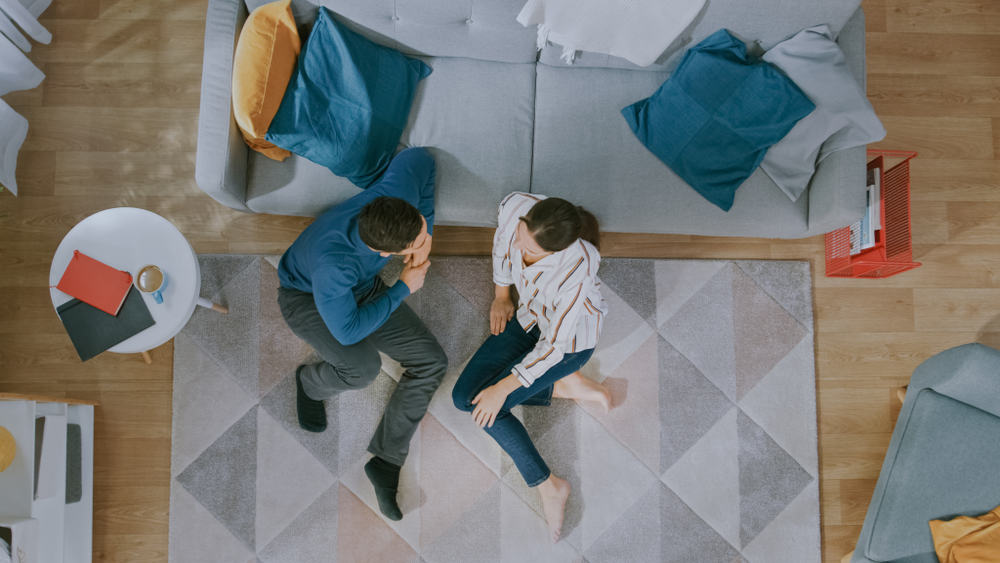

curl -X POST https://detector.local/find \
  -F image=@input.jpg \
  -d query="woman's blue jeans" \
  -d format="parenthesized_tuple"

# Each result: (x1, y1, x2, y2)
(452, 319, 594, 487)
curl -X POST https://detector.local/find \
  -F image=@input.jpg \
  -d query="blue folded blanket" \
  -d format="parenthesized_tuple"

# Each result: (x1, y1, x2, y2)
(622, 29, 814, 211)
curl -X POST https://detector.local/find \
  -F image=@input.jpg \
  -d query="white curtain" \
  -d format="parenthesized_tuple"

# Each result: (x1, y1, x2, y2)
(0, 0, 51, 196)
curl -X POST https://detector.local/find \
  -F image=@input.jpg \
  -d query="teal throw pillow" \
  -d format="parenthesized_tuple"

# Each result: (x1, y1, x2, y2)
(622, 29, 814, 211)
(266, 7, 431, 188)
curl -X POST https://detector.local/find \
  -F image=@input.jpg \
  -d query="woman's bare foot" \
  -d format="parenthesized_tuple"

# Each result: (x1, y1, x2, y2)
(536, 475, 571, 542)
(553, 372, 612, 413)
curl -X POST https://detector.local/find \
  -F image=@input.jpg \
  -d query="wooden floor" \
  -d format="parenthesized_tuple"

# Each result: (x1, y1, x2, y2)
(0, 0, 997, 560)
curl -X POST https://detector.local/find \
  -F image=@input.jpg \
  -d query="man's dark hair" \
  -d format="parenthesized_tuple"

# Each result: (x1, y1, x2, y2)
(358, 196, 424, 253)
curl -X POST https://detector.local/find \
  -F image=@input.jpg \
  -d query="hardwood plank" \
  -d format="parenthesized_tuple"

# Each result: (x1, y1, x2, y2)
(868, 74, 1000, 118)
(28, 20, 204, 65)
(909, 159, 1000, 201)
(823, 524, 863, 563)
(862, 0, 888, 33)
(839, 479, 878, 525)
(884, 0, 1000, 34)
(99, 0, 206, 20)
(821, 432, 894, 480)
(814, 288, 915, 333)
(42, 63, 203, 108)
(946, 201, 1000, 243)
(867, 32, 1000, 77)
(19, 107, 199, 152)
(54, 152, 197, 195)
(872, 116, 995, 160)
(914, 288, 1000, 331)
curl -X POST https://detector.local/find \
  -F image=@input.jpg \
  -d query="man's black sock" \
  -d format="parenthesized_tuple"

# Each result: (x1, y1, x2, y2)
(296, 367, 327, 433)
(364, 456, 403, 521)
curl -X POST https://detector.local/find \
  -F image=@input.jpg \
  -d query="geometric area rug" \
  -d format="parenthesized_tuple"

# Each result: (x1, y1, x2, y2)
(169, 255, 819, 562)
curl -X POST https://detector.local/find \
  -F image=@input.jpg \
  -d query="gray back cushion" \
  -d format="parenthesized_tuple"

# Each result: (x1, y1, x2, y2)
(538, 0, 861, 72)
(247, 57, 535, 227)
(245, 0, 539, 64)
(531, 64, 809, 237)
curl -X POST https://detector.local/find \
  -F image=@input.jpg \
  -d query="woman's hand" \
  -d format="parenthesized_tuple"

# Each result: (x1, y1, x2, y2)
(471, 383, 510, 428)
(490, 296, 515, 335)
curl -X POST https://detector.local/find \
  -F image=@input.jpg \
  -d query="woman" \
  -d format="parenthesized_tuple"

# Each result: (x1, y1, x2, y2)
(452, 191, 611, 542)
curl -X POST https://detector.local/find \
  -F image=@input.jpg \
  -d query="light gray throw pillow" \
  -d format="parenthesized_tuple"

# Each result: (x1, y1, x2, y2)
(761, 24, 885, 201)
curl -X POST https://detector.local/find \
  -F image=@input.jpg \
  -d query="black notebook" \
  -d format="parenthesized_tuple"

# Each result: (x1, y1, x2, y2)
(57, 286, 155, 361)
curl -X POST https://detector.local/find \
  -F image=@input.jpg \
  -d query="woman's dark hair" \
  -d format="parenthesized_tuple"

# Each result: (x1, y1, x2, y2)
(522, 197, 600, 252)
(358, 196, 424, 252)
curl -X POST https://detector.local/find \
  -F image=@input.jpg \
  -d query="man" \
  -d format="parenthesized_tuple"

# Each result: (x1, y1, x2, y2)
(276, 147, 447, 521)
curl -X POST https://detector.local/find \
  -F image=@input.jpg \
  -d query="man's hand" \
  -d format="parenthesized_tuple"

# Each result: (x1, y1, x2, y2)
(404, 234, 432, 268)
(399, 260, 431, 293)
(490, 296, 515, 335)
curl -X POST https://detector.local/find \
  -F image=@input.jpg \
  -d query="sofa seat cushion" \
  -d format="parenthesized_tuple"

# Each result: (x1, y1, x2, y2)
(865, 390, 1000, 562)
(248, 56, 535, 226)
(531, 63, 808, 237)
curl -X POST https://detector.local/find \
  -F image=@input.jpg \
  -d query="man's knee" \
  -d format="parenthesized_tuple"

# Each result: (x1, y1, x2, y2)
(342, 353, 382, 389)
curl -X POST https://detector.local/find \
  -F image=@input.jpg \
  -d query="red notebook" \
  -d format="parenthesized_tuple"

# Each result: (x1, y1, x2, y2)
(56, 250, 133, 316)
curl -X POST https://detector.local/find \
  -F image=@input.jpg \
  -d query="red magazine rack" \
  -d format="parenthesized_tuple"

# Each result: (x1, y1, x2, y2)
(824, 150, 921, 279)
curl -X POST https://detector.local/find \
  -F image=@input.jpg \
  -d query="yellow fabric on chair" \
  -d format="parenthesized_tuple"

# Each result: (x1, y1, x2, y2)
(930, 505, 1000, 563)
(232, 0, 300, 161)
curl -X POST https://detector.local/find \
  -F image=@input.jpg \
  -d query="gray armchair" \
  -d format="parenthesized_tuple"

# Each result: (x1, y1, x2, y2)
(848, 343, 1000, 563)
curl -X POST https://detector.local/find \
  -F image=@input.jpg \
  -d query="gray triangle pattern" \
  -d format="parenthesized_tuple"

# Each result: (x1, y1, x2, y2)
(258, 483, 339, 563)
(199, 254, 258, 301)
(597, 258, 656, 323)
(186, 256, 261, 397)
(735, 261, 814, 328)
(660, 483, 743, 562)
(659, 337, 734, 473)
(660, 263, 737, 401)
(430, 256, 496, 315)
(411, 269, 490, 367)
(176, 406, 258, 550)
(738, 411, 813, 548)
(422, 482, 502, 563)
(584, 480, 661, 563)
(259, 372, 339, 477)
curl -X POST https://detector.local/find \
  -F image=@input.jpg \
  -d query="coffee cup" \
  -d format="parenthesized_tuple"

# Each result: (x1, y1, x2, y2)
(136, 264, 167, 304)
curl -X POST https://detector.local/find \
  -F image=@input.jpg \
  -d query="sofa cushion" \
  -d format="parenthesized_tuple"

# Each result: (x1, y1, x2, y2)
(248, 56, 535, 227)
(761, 24, 885, 202)
(245, 0, 539, 64)
(621, 29, 814, 211)
(865, 390, 1000, 562)
(266, 6, 431, 188)
(232, 0, 299, 161)
(531, 63, 809, 237)
(537, 0, 860, 72)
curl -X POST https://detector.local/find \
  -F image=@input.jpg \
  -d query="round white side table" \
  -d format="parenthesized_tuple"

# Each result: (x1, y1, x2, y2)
(48, 207, 227, 363)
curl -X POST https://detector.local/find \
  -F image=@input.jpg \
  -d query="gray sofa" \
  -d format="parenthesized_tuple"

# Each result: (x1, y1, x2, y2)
(850, 343, 1000, 563)
(196, 0, 867, 237)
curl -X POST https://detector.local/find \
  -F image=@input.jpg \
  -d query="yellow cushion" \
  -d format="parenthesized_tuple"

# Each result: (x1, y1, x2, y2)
(0, 425, 15, 472)
(232, 0, 300, 161)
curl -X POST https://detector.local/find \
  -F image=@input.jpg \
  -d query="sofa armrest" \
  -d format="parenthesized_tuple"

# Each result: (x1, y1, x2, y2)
(194, 0, 250, 212)
(804, 145, 866, 236)
(803, 6, 868, 237)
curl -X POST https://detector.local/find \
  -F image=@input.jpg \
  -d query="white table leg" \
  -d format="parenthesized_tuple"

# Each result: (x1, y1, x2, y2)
(197, 296, 228, 314)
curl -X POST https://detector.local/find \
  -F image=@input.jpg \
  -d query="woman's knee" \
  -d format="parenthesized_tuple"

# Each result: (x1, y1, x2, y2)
(451, 373, 475, 412)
